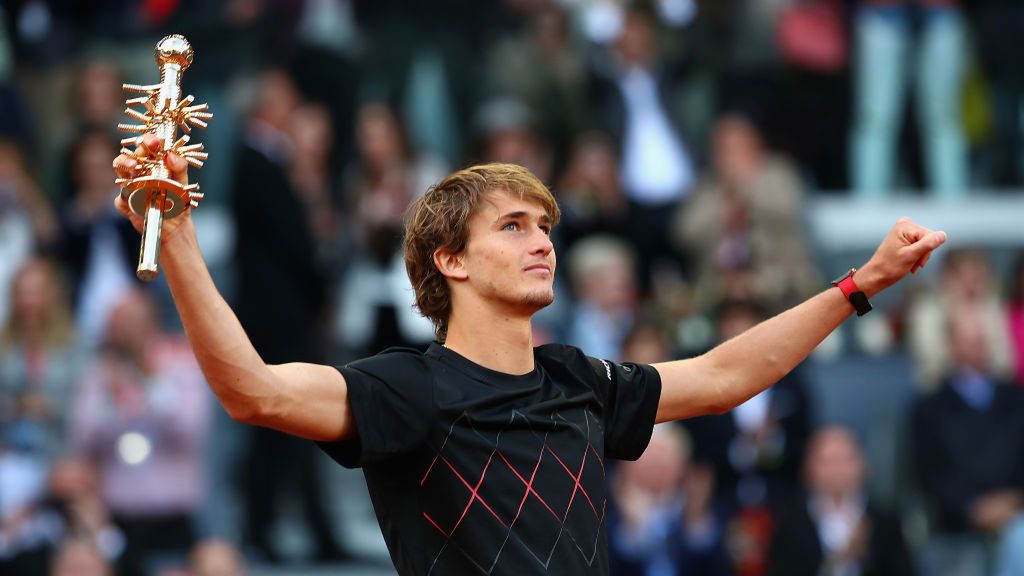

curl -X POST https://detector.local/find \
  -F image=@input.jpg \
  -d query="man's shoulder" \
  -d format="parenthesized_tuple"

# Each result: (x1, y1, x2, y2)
(535, 342, 586, 362)
(536, 343, 600, 371)
(343, 346, 434, 379)
(535, 343, 608, 387)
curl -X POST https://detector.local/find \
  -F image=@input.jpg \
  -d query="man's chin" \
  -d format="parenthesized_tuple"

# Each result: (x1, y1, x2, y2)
(521, 290, 555, 310)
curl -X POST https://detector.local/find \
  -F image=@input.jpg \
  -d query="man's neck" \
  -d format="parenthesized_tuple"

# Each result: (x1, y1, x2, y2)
(444, 307, 536, 375)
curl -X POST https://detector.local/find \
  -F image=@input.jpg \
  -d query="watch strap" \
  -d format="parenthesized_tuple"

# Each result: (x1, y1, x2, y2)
(832, 268, 873, 316)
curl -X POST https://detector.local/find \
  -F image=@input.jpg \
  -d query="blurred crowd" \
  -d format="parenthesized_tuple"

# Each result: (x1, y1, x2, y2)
(1, 0, 1024, 575)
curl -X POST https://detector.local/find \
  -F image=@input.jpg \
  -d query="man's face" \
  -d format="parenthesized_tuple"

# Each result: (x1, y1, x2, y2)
(458, 191, 557, 314)
(949, 305, 989, 372)
(806, 428, 865, 500)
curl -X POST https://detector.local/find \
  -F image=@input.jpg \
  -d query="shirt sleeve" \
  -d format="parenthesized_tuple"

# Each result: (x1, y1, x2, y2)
(317, 349, 437, 468)
(586, 356, 662, 461)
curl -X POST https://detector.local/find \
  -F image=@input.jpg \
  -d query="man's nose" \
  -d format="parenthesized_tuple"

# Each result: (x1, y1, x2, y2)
(529, 227, 554, 255)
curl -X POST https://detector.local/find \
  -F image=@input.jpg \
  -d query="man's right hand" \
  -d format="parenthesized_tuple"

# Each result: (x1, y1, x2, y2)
(111, 133, 193, 243)
(969, 489, 1023, 533)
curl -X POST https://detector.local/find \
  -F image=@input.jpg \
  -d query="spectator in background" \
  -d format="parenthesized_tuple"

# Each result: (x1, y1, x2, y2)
(231, 68, 345, 564)
(0, 452, 120, 575)
(0, 139, 57, 242)
(73, 58, 123, 134)
(39, 57, 126, 207)
(911, 307, 1024, 576)
(343, 101, 448, 243)
(232, 68, 326, 368)
(770, 422, 913, 573)
(0, 258, 80, 460)
(474, 97, 554, 187)
(588, 5, 695, 292)
(554, 131, 629, 253)
(0, 139, 58, 329)
(620, 323, 672, 366)
(1006, 252, 1024, 387)
(189, 538, 247, 576)
(0, 441, 54, 574)
(673, 112, 820, 313)
(288, 0, 360, 167)
(336, 101, 440, 357)
(683, 298, 811, 574)
(483, 2, 588, 169)
(288, 101, 341, 266)
(351, 0, 488, 165)
(608, 423, 732, 576)
(69, 289, 210, 576)
(43, 456, 124, 564)
(969, 0, 1024, 187)
(850, 0, 968, 196)
(767, 426, 913, 576)
(907, 248, 1013, 392)
(757, 0, 852, 190)
(565, 234, 638, 361)
(58, 130, 138, 349)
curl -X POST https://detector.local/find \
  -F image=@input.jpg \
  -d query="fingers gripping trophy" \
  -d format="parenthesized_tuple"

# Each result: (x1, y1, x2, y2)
(115, 34, 211, 281)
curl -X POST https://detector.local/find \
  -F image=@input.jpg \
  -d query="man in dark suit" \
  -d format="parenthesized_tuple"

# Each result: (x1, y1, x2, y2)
(585, 6, 695, 293)
(230, 68, 343, 563)
(767, 426, 913, 576)
(911, 305, 1024, 575)
(607, 424, 732, 576)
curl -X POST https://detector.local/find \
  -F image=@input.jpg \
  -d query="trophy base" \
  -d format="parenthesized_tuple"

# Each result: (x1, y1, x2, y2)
(121, 176, 189, 219)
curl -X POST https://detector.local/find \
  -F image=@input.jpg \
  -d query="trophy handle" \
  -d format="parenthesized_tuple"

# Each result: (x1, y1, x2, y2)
(137, 191, 166, 281)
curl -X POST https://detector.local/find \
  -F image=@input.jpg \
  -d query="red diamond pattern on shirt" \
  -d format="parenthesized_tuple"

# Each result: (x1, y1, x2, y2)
(421, 409, 607, 574)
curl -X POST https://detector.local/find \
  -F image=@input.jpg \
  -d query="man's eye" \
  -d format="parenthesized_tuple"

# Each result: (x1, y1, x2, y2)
(540, 226, 551, 236)
(503, 222, 519, 232)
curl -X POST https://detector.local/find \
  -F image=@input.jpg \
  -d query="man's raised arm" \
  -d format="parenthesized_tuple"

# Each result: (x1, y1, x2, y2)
(113, 134, 355, 442)
(653, 218, 947, 423)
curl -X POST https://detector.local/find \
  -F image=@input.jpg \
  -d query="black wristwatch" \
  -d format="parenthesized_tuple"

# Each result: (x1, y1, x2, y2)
(831, 268, 872, 316)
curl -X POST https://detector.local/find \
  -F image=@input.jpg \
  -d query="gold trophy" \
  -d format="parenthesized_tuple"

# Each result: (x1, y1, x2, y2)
(116, 34, 211, 281)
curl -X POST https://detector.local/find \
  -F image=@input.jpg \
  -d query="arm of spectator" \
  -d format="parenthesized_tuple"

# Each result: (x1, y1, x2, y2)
(113, 134, 356, 442)
(654, 218, 946, 422)
(672, 181, 717, 254)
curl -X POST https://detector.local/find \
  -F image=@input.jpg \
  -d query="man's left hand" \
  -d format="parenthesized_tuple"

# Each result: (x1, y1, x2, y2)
(855, 217, 947, 298)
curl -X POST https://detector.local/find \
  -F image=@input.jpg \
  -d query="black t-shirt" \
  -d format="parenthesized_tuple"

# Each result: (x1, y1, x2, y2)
(318, 343, 662, 575)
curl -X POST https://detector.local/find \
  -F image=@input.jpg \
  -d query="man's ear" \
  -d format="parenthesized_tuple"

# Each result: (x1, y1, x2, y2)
(433, 247, 468, 280)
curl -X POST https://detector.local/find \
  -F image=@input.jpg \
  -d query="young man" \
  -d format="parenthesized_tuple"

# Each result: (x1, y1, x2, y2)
(112, 136, 946, 575)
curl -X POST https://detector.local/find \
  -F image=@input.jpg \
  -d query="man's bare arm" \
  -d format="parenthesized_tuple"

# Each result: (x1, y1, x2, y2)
(653, 218, 947, 423)
(114, 136, 355, 442)
(161, 225, 355, 440)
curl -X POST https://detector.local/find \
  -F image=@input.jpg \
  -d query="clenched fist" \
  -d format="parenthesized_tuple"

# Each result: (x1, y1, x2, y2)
(111, 132, 194, 245)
